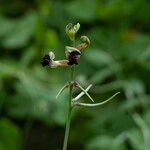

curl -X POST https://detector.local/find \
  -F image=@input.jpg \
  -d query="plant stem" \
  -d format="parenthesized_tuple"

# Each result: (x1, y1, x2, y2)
(63, 38, 75, 150)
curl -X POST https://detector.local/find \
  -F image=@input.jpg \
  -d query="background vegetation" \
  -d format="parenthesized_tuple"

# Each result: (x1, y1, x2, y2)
(0, 0, 150, 149)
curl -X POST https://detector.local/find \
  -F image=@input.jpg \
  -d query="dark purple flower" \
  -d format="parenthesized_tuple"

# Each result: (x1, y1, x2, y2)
(41, 54, 51, 67)
(68, 51, 81, 65)
(41, 52, 69, 68)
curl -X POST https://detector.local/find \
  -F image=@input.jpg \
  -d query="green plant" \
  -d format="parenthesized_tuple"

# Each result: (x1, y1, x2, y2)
(41, 23, 120, 150)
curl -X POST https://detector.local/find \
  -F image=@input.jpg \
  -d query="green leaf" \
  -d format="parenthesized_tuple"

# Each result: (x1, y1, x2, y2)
(84, 49, 114, 67)
(127, 128, 144, 150)
(0, 118, 22, 150)
(124, 79, 145, 98)
(90, 64, 121, 84)
(2, 12, 37, 48)
(86, 135, 113, 150)
(65, 0, 98, 22)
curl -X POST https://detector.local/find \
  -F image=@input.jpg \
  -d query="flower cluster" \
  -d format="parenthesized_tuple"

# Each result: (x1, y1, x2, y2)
(41, 23, 120, 150)
(41, 27, 90, 68)
(41, 23, 120, 107)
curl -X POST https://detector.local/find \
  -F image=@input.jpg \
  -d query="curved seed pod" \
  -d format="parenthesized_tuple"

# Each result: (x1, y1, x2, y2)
(72, 92, 120, 107)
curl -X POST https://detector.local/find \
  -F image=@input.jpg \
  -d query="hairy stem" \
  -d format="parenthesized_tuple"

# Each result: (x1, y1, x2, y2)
(63, 38, 75, 150)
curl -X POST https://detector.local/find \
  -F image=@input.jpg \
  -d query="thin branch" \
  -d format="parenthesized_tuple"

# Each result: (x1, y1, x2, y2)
(72, 92, 120, 107)
(72, 84, 92, 101)
(56, 84, 68, 99)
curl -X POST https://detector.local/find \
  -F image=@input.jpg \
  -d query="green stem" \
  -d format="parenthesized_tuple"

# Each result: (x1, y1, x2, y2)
(63, 38, 75, 150)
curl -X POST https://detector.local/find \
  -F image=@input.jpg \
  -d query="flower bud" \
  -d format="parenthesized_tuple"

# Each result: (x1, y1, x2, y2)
(76, 36, 90, 51)
(73, 23, 80, 33)
(80, 36, 90, 45)
(65, 23, 80, 41)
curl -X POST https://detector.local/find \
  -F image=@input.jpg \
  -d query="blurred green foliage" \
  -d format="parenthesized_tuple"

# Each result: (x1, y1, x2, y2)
(0, 0, 150, 149)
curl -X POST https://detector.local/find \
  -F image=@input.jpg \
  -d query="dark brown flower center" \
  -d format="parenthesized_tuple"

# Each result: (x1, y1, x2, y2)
(41, 54, 51, 67)
(68, 51, 81, 65)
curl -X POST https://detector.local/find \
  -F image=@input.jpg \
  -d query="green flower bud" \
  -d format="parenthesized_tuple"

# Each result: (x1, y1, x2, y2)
(65, 23, 80, 41)
(73, 23, 80, 33)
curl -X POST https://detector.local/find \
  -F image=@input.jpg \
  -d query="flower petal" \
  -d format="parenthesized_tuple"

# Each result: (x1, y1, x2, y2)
(49, 51, 55, 60)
